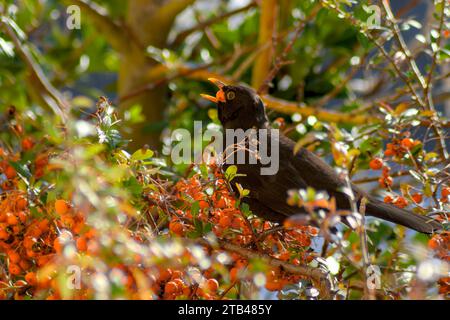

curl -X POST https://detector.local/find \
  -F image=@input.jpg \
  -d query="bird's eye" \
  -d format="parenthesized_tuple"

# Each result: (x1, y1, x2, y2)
(226, 91, 235, 100)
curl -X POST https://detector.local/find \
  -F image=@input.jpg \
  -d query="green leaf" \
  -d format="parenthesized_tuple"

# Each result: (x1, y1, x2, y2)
(125, 104, 145, 124)
(424, 152, 438, 162)
(131, 148, 154, 161)
(203, 222, 213, 234)
(207, 108, 218, 121)
(235, 183, 250, 199)
(122, 177, 143, 197)
(224, 165, 238, 181)
(84, 144, 106, 159)
(9, 161, 31, 179)
(240, 202, 251, 217)
(199, 163, 209, 179)
(424, 181, 433, 197)
(191, 201, 200, 218)
(30, 206, 45, 219)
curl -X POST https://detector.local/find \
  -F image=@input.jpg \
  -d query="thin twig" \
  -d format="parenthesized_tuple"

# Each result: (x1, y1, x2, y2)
(170, 2, 257, 47)
(382, 0, 426, 90)
(196, 238, 335, 299)
(315, 53, 367, 109)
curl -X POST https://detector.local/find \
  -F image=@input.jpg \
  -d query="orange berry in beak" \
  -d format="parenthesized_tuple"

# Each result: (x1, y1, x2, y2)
(216, 89, 225, 102)
(200, 78, 227, 104)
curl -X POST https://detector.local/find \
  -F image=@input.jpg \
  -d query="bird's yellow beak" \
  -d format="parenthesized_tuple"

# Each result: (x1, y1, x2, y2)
(200, 78, 227, 103)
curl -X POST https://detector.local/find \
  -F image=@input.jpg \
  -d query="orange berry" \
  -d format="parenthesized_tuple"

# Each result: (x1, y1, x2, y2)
(199, 200, 209, 209)
(16, 197, 28, 210)
(232, 217, 244, 229)
(55, 199, 70, 215)
(218, 215, 232, 228)
(205, 278, 219, 292)
(442, 187, 450, 198)
(369, 158, 383, 170)
(9, 263, 21, 276)
(384, 149, 395, 157)
(8, 250, 21, 264)
(265, 280, 283, 291)
(21, 137, 34, 151)
(0, 228, 8, 240)
(173, 278, 185, 290)
(85, 229, 96, 239)
(295, 233, 311, 247)
(169, 219, 184, 236)
(164, 281, 179, 295)
(401, 138, 414, 149)
(384, 195, 394, 203)
(230, 267, 239, 282)
(25, 272, 37, 285)
(12, 225, 20, 234)
(393, 196, 408, 209)
(428, 236, 442, 250)
(17, 211, 27, 223)
(36, 256, 50, 267)
(23, 236, 36, 249)
(54, 238, 63, 254)
(215, 197, 227, 209)
(6, 212, 18, 225)
(182, 286, 191, 297)
(61, 215, 75, 228)
(19, 259, 31, 270)
(411, 193, 423, 204)
(278, 251, 290, 261)
(159, 268, 173, 282)
(4, 166, 16, 179)
(378, 176, 393, 188)
(26, 250, 37, 259)
(35, 153, 49, 167)
(266, 270, 276, 281)
(171, 270, 183, 280)
(76, 236, 88, 252)
(38, 219, 49, 231)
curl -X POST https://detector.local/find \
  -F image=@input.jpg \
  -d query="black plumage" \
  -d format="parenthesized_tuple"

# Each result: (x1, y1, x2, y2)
(202, 80, 441, 234)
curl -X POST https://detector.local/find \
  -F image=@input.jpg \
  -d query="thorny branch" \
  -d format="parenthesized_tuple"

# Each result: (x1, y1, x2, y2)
(196, 238, 335, 299)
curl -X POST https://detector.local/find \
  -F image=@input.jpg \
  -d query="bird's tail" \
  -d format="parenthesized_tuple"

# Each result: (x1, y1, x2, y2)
(366, 198, 442, 234)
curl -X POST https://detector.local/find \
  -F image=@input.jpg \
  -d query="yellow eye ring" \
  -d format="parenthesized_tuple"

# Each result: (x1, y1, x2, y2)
(226, 91, 235, 100)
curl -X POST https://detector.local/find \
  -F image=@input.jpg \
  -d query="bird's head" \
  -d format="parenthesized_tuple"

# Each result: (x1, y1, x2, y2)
(201, 78, 269, 130)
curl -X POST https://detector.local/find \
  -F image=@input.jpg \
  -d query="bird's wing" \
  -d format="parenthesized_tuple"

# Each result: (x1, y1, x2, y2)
(234, 159, 308, 217)
(281, 135, 441, 233)
(281, 135, 345, 192)
(279, 134, 361, 208)
(230, 132, 310, 217)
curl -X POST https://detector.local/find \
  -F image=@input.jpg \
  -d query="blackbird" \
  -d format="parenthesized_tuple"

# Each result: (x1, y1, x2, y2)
(201, 78, 442, 234)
